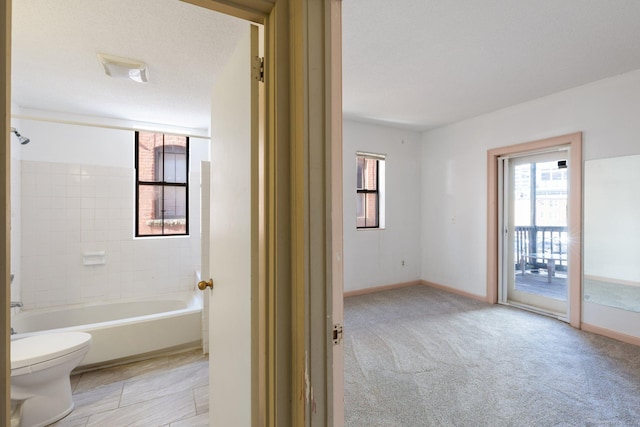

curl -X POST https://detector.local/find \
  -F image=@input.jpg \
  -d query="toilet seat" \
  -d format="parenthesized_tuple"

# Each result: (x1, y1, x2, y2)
(11, 332, 92, 374)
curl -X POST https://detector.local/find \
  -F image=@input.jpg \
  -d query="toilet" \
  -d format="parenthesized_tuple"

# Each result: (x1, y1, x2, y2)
(11, 332, 92, 427)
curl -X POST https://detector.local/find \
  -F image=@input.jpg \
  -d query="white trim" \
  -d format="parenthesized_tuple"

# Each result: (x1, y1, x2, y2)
(498, 145, 568, 162)
(355, 150, 386, 160)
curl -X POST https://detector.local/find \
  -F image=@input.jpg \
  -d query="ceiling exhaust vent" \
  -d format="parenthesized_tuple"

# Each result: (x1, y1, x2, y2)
(97, 53, 148, 83)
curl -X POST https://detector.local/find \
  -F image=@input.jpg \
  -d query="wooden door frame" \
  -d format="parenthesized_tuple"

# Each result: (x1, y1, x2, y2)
(2, 2, 12, 424)
(486, 132, 582, 328)
(1, 1, 343, 426)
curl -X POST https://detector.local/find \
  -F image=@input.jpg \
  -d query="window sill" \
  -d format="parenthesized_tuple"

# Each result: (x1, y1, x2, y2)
(134, 234, 190, 240)
(145, 218, 187, 227)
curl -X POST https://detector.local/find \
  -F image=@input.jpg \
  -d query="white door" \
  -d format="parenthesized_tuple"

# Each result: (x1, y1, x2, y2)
(203, 25, 259, 426)
(499, 150, 570, 319)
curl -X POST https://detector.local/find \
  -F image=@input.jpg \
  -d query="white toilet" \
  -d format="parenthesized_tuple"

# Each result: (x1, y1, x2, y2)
(11, 332, 92, 427)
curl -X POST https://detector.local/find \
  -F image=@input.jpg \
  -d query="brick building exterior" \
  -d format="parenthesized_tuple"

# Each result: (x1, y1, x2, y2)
(136, 132, 188, 236)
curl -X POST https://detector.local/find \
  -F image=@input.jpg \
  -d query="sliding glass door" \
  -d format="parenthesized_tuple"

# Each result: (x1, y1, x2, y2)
(499, 150, 569, 319)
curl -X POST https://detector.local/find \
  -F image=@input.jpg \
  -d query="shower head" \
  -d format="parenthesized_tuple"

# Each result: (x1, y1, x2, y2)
(10, 127, 30, 145)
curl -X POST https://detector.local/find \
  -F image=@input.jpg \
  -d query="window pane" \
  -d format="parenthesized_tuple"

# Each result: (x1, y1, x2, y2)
(163, 186, 187, 234)
(163, 186, 187, 219)
(364, 193, 378, 227)
(137, 185, 187, 235)
(356, 157, 365, 190)
(138, 185, 164, 236)
(155, 149, 164, 181)
(363, 158, 377, 190)
(164, 151, 187, 183)
(175, 154, 187, 182)
(163, 141, 187, 183)
(138, 132, 164, 182)
(356, 192, 365, 219)
(356, 156, 380, 228)
(136, 132, 189, 237)
(513, 164, 531, 226)
(356, 192, 378, 228)
(164, 152, 176, 182)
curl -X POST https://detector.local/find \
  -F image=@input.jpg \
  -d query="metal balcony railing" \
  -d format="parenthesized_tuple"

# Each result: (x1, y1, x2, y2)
(515, 225, 568, 272)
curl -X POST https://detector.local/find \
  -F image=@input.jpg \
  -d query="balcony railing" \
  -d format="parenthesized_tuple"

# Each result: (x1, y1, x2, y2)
(514, 225, 568, 272)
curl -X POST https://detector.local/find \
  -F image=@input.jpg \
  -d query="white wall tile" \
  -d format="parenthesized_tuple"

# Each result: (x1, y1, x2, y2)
(21, 161, 39, 174)
(51, 162, 68, 174)
(35, 179, 53, 198)
(81, 197, 95, 210)
(50, 173, 66, 187)
(34, 162, 52, 176)
(21, 158, 202, 309)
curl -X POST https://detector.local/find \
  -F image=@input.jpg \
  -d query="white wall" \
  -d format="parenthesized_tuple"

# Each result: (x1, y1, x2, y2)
(420, 129, 488, 296)
(16, 119, 208, 309)
(343, 120, 422, 293)
(19, 120, 133, 167)
(421, 69, 640, 337)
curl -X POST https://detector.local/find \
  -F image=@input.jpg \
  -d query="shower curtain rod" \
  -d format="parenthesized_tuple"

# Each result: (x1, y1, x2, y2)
(11, 113, 211, 139)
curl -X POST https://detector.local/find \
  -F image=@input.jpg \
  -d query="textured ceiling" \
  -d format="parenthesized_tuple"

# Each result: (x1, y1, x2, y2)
(11, 0, 247, 132)
(12, 1, 640, 133)
(342, 0, 640, 130)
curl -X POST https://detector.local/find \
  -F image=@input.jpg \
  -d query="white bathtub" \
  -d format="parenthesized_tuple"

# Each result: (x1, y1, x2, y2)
(11, 291, 203, 367)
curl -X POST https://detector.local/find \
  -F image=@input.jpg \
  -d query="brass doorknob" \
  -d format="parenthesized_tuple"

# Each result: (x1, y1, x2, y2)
(198, 279, 214, 290)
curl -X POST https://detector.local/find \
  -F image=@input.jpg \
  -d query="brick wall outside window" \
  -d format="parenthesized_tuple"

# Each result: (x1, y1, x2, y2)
(136, 132, 188, 236)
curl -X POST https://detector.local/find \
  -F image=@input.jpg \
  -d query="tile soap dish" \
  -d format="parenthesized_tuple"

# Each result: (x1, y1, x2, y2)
(83, 251, 106, 266)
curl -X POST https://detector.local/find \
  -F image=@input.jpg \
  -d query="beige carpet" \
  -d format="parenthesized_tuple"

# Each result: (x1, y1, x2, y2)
(344, 285, 640, 426)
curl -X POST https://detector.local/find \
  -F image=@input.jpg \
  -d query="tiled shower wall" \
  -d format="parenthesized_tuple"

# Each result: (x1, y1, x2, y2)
(20, 160, 201, 309)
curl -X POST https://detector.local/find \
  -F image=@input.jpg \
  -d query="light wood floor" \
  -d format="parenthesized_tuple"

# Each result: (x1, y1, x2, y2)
(51, 349, 208, 427)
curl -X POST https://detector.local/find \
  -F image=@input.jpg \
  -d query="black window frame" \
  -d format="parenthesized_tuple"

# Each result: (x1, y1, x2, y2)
(356, 155, 380, 229)
(135, 131, 190, 237)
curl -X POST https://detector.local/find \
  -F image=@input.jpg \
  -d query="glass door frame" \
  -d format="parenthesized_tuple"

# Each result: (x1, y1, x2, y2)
(498, 149, 570, 319)
(487, 132, 583, 328)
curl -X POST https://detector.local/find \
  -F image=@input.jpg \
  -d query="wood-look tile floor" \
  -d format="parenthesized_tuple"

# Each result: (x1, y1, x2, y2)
(51, 349, 209, 427)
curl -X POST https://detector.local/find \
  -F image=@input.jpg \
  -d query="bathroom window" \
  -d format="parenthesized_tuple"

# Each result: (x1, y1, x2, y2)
(356, 152, 385, 229)
(135, 131, 189, 237)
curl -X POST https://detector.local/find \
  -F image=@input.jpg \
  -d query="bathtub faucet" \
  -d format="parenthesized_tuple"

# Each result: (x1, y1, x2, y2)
(10, 275, 22, 308)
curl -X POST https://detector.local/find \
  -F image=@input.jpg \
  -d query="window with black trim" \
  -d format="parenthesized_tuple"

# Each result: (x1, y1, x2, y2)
(356, 153, 385, 229)
(135, 131, 189, 237)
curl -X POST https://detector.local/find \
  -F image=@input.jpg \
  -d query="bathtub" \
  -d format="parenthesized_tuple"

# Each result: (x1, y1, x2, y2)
(11, 291, 203, 368)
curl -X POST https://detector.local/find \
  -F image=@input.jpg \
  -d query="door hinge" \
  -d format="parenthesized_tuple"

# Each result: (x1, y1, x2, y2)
(252, 56, 264, 83)
(332, 324, 344, 345)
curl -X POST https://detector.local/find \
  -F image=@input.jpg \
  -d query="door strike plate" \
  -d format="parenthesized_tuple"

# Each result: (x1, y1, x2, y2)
(332, 324, 344, 345)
